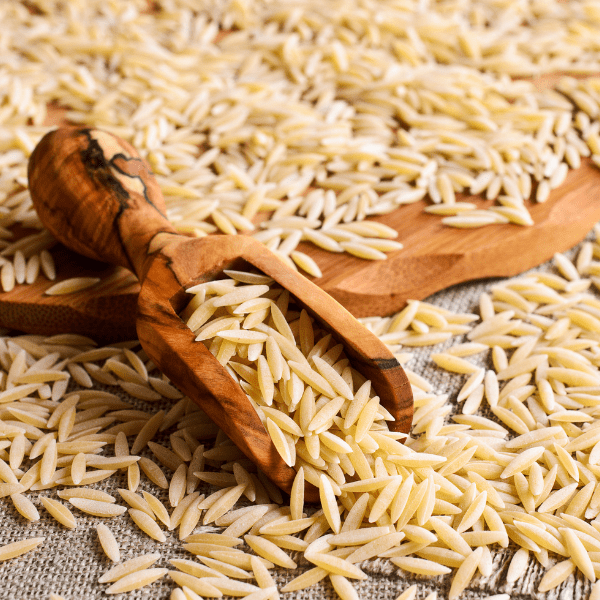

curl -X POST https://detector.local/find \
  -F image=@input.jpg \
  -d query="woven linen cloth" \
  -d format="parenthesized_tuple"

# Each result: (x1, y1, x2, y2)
(0, 233, 595, 600)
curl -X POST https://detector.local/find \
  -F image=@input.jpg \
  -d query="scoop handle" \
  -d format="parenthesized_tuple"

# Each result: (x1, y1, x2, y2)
(28, 126, 178, 281)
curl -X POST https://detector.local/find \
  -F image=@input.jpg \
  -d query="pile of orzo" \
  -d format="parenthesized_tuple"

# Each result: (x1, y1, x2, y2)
(4, 1, 600, 599)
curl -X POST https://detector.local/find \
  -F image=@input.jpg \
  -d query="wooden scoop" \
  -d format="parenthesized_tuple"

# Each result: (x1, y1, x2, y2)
(27, 126, 413, 499)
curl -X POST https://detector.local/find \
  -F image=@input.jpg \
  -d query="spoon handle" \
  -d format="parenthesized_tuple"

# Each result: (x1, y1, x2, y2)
(28, 126, 178, 281)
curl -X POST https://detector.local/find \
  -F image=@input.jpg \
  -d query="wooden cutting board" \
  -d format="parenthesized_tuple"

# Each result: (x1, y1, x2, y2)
(2, 156, 600, 343)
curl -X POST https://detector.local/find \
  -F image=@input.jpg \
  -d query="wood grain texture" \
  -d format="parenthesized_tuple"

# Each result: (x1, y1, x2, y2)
(28, 127, 178, 276)
(301, 158, 600, 316)
(4, 156, 600, 336)
(0, 245, 138, 343)
(27, 126, 413, 499)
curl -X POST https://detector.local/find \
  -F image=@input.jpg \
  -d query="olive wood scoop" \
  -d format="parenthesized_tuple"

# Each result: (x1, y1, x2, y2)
(27, 126, 413, 499)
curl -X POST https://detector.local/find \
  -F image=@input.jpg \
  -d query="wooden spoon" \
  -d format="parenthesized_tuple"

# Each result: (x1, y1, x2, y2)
(27, 126, 413, 499)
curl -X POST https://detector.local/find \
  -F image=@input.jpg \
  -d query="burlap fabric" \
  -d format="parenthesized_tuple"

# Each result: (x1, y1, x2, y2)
(0, 235, 594, 600)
